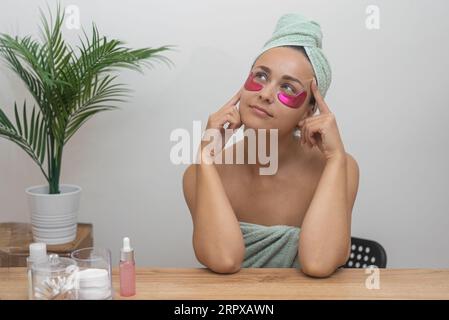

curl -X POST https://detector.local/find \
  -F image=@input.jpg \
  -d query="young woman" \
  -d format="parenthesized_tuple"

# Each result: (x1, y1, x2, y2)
(183, 14, 359, 278)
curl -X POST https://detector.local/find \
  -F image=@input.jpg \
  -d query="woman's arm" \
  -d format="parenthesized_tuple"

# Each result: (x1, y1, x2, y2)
(297, 79, 360, 278)
(182, 89, 245, 274)
(183, 161, 245, 274)
(298, 152, 359, 278)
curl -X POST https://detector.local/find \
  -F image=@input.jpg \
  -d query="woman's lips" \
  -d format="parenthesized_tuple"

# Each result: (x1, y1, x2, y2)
(250, 105, 273, 118)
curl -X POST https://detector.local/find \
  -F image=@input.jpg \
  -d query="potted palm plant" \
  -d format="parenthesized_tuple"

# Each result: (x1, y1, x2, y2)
(0, 5, 172, 244)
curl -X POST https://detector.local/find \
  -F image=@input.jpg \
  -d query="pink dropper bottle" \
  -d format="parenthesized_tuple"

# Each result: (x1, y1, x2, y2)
(119, 237, 136, 297)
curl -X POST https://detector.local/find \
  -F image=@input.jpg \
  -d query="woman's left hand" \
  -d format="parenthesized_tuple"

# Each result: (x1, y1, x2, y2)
(298, 79, 346, 161)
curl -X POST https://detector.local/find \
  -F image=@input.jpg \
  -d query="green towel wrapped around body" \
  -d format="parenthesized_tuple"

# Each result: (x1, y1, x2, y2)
(239, 221, 300, 268)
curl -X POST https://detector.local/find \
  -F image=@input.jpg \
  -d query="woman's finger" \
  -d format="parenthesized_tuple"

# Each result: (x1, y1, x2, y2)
(226, 113, 241, 129)
(301, 124, 309, 146)
(302, 123, 310, 146)
(307, 123, 320, 146)
(231, 107, 241, 122)
(227, 88, 243, 106)
(217, 105, 238, 121)
(299, 115, 324, 128)
(305, 125, 314, 148)
(298, 113, 322, 129)
(299, 118, 316, 146)
(311, 78, 331, 114)
(301, 121, 319, 148)
(217, 88, 243, 114)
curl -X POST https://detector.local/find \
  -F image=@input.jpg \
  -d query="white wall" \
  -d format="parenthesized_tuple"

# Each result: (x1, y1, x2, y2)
(1, 0, 448, 268)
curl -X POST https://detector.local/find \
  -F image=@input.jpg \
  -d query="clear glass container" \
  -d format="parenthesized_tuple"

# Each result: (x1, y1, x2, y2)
(31, 253, 79, 300)
(70, 247, 113, 300)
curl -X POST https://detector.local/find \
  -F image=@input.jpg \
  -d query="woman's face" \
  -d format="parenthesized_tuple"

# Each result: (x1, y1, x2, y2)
(239, 46, 316, 136)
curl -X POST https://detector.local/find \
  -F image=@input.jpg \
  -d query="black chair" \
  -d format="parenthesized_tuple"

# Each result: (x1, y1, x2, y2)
(343, 237, 387, 268)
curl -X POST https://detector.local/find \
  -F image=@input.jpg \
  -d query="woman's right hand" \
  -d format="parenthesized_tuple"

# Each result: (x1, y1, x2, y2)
(201, 88, 243, 160)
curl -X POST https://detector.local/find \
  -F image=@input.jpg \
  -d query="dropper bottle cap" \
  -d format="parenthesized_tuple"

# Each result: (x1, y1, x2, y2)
(120, 237, 134, 262)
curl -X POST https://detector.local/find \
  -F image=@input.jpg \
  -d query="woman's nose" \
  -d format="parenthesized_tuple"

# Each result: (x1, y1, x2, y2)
(258, 84, 276, 104)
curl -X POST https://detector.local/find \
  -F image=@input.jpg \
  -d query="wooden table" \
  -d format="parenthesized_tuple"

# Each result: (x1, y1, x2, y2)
(0, 223, 93, 267)
(1, 268, 449, 300)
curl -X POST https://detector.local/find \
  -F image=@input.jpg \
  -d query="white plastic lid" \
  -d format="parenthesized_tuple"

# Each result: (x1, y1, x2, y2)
(31, 254, 77, 273)
(29, 242, 47, 261)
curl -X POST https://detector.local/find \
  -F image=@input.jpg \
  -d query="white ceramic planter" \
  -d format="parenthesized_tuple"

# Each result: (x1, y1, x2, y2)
(26, 184, 81, 245)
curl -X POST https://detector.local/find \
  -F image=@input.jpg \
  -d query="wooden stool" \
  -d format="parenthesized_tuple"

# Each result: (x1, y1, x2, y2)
(0, 222, 93, 267)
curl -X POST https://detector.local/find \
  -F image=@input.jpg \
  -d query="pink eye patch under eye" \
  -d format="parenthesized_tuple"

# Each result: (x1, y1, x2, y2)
(277, 90, 307, 109)
(243, 72, 307, 109)
(244, 72, 263, 91)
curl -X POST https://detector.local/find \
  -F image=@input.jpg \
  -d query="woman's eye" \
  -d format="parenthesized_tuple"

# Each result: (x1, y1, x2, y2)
(281, 84, 296, 95)
(254, 72, 268, 81)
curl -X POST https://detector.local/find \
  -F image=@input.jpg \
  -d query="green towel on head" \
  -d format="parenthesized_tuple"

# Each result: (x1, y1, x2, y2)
(254, 13, 332, 98)
(239, 221, 301, 268)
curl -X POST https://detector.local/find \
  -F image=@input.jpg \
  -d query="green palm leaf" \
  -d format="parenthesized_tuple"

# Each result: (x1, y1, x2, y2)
(0, 3, 173, 193)
(0, 102, 49, 180)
